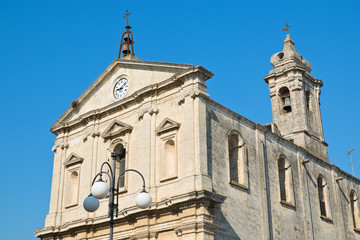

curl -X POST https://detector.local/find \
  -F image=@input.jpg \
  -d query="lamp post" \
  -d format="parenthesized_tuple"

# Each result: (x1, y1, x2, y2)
(83, 153, 152, 240)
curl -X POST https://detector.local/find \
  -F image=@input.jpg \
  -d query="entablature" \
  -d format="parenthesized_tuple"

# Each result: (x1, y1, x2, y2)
(264, 65, 323, 87)
(34, 190, 225, 239)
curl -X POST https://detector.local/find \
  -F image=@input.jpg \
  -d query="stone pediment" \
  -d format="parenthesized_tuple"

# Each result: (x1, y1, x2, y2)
(156, 118, 180, 134)
(50, 59, 213, 135)
(101, 120, 133, 139)
(64, 153, 83, 167)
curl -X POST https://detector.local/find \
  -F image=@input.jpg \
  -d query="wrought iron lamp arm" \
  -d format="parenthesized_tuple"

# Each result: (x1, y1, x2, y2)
(116, 169, 146, 192)
(115, 169, 147, 217)
(91, 171, 112, 186)
(99, 161, 114, 180)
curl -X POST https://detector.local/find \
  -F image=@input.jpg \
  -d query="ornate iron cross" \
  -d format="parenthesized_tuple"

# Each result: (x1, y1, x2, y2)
(123, 10, 131, 26)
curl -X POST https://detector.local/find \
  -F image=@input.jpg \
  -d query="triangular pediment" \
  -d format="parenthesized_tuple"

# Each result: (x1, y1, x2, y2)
(50, 59, 212, 134)
(64, 153, 84, 167)
(156, 118, 180, 134)
(101, 120, 133, 139)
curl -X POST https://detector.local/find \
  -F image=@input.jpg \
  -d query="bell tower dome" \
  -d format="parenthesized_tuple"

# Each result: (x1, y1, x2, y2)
(264, 34, 328, 161)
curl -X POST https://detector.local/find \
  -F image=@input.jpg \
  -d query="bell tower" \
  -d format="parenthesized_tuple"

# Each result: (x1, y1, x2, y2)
(264, 34, 328, 161)
(118, 10, 140, 60)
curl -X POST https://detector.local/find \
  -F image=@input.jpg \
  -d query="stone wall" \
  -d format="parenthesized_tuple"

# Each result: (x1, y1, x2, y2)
(206, 99, 360, 240)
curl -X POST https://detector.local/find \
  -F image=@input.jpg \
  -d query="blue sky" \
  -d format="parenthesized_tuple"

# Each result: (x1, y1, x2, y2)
(0, 1, 359, 239)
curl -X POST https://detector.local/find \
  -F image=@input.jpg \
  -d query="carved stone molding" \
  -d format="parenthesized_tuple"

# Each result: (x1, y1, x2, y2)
(91, 129, 100, 137)
(178, 96, 185, 105)
(64, 153, 83, 167)
(164, 199, 173, 206)
(137, 103, 159, 121)
(156, 118, 180, 135)
(150, 231, 159, 238)
(101, 120, 133, 139)
(52, 144, 59, 152)
(175, 227, 182, 236)
(82, 133, 90, 142)
(190, 89, 209, 100)
(60, 142, 69, 150)
(137, 108, 148, 120)
(118, 210, 128, 217)
(83, 127, 100, 141)
(149, 106, 159, 115)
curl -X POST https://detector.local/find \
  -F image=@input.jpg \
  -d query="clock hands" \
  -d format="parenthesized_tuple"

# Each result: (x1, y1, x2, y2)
(116, 82, 127, 92)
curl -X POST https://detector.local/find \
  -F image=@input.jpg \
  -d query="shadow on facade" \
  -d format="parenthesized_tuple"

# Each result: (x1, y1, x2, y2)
(214, 204, 241, 240)
(206, 109, 218, 192)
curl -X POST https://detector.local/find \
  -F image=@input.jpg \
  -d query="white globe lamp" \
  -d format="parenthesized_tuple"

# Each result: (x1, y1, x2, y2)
(135, 190, 152, 209)
(83, 194, 100, 212)
(91, 180, 109, 199)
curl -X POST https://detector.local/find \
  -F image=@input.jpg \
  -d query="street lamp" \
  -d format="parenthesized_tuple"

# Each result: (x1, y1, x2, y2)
(83, 153, 152, 240)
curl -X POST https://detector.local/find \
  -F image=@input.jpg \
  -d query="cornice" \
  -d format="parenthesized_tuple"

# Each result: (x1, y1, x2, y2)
(264, 65, 322, 87)
(331, 165, 360, 184)
(115, 59, 194, 69)
(114, 59, 214, 80)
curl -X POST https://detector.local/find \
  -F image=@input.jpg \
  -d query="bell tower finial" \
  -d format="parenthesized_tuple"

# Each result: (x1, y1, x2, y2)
(281, 21, 290, 33)
(118, 10, 136, 59)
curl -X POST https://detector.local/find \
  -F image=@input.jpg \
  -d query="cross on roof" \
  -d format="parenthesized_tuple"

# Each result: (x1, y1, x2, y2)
(123, 10, 131, 26)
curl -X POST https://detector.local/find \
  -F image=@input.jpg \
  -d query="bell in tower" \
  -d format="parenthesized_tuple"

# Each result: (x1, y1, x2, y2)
(122, 42, 131, 56)
(283, 97, 291, 112)
(279, 87, 291, 113)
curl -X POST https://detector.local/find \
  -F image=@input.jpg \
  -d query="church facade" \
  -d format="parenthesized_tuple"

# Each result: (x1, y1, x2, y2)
(35, 25, 360, 240)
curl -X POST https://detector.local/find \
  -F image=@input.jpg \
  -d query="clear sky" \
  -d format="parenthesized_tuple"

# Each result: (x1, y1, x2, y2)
(0, 0, 359, 239)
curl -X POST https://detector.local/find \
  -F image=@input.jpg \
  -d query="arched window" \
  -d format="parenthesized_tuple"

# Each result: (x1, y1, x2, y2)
(278, 155, 294, 205)
(279, 87, 291, 114)
(350, 190, 360, 230)
(113, 144, 126, 189)
(228, 131, 247, 188)
(317, 175, 331, 219)
(163, 139, 177, 179)
(229, 133, 239, 183)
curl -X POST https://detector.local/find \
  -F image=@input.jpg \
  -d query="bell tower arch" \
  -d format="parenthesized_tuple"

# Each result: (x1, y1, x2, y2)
(264, 34, 328, 161)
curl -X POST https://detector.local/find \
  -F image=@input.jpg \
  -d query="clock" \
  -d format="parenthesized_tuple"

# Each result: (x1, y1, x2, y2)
(114, 78, 129, 99)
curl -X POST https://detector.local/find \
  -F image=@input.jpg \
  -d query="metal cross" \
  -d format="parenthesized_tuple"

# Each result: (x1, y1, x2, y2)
(282, 21, 290, 33)
(123, 10, 131, 26)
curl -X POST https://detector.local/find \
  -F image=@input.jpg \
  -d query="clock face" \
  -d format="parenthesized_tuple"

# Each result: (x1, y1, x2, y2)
(114, 78, 129, 99)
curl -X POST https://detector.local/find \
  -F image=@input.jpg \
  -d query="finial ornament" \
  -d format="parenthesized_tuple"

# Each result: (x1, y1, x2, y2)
(123, 10, 131, 27)
(282, 21, 290, 33)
